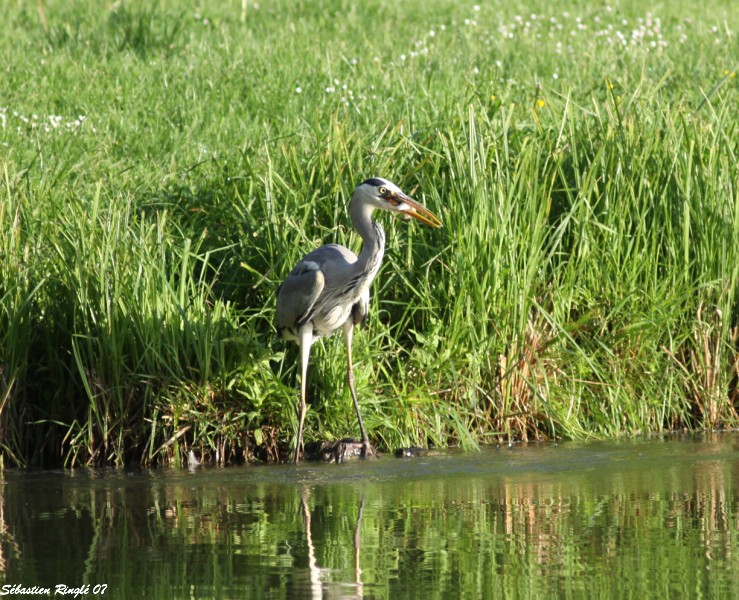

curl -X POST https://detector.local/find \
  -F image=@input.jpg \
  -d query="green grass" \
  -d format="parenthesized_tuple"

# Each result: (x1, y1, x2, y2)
(0, 0, 737, 466)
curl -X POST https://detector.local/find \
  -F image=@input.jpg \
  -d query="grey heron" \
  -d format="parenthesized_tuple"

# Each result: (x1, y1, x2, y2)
(276, 178, 442, 463)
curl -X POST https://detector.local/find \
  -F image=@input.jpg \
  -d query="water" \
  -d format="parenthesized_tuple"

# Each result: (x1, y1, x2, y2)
(1, 434, 737, 599)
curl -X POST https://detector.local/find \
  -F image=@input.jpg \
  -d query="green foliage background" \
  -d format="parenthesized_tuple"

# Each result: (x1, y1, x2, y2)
(0, 0, 737, 465)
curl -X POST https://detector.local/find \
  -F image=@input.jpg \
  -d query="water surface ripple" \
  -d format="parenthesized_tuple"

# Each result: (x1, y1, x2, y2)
(1, 433, 737, 599)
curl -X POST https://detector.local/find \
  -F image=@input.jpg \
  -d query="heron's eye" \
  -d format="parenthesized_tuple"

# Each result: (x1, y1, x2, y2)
(378, 186, 388, 196)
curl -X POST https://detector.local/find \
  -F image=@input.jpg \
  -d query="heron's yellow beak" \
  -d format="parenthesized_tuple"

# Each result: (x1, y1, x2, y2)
(397, 195, 443, 228)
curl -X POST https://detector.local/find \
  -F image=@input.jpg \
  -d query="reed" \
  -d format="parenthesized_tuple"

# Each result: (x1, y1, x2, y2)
(0, 0, 736, 465)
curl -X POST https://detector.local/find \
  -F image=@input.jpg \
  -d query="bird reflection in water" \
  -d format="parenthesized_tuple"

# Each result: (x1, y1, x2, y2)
(300, 486, 366, 599)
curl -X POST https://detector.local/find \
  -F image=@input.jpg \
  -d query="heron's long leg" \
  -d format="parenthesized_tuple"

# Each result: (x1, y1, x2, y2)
(295, 324, 313, 463)
(343, 320, 370, 451)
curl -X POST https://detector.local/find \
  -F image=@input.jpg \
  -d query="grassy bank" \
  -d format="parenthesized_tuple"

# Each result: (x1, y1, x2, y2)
(0, 0, 737, 466)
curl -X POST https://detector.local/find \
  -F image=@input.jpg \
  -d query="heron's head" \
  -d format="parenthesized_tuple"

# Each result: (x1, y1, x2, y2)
(352, 178, 442, 228)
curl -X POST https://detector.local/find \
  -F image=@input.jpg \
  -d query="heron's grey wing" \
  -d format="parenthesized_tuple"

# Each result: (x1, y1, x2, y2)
(275, 263, 325, 338)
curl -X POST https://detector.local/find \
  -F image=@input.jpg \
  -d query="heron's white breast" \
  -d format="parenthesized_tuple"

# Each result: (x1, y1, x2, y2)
(313, 304, 352, 337)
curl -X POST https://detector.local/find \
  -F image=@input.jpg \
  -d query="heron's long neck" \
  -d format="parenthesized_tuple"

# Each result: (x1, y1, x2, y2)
(349, 199, 385, 282)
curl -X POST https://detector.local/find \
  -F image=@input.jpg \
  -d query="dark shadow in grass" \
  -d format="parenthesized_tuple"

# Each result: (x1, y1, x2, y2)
(42, 3, 185, 59)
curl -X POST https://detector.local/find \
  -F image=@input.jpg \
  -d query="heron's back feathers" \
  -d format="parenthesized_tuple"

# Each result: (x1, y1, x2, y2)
(275, 243, 373, 342)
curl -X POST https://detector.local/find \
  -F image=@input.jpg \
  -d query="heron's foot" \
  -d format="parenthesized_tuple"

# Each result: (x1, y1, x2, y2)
(302, 439, 377, 462)
(360, 440, 377, 459)
(293, 442, 303, 464)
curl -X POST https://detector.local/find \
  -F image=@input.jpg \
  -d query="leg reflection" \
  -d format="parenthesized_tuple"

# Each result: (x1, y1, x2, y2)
(300, 487, 365, 599)
(301, 487, 323, 600)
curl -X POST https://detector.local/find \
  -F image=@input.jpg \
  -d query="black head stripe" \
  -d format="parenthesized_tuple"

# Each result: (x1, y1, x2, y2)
(362, 177, 388, 187)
